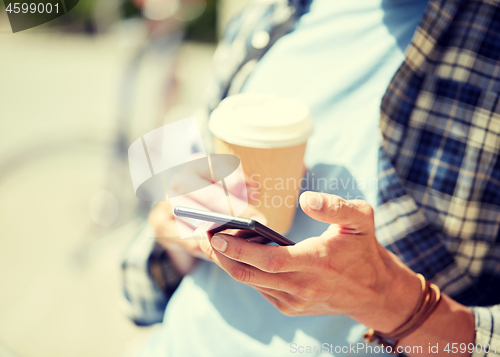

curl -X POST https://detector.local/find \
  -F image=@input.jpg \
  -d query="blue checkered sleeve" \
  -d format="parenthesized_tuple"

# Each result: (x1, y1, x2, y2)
(121, 223, 182, 326)
(472, 306, 500, 356)
(377, 0, 500, 352)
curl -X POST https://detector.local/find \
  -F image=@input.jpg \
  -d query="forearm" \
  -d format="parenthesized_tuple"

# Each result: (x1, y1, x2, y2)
(355, 249, 475, 356)
(399, 294, 475, 356)
(122, 225, 178, 325)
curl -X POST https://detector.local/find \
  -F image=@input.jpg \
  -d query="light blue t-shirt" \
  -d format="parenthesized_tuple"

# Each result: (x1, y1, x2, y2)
(140, 0, 428, 356)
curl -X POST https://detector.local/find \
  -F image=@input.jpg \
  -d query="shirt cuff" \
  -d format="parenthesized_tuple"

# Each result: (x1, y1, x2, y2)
(471, 306, 500, 356)
(121, 223, 173, 326)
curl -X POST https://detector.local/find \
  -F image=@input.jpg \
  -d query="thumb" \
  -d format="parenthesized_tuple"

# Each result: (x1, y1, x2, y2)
(299, 192, 374, 234)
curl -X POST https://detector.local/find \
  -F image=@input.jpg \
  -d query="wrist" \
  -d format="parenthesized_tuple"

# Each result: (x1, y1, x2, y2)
(398, 294, 475, 354)
(352, 248, 422, 333)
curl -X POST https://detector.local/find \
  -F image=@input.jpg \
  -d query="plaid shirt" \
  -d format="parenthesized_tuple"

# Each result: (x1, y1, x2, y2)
(122, 0, 500, 353)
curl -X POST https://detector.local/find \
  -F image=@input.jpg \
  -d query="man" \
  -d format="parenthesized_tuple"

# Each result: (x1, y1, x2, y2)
(123, 0, 500, 355)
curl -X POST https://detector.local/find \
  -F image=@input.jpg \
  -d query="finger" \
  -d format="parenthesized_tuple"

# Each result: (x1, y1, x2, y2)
(168, 194, 259, 237)
(184, 185, 267, 225)
(182, 181, 242, 213)
(254, 286, 334, 317)
(198, 234, 296, 292)
(151, 211, 210, 260)
(160, 238, 209, 261)
(253, 285, 302, 306)
(171, 164, 267, 224)
(299, 192, 374, 234)
(150, 200, 218, 241)
(169, 153, 266, 223)
(209, 233, 305, 273)
(160, 219, 195, 240)
(169, 155, 247, 214)
(150, 197, 206, 229)
(177, 160, 267, 223)
(194, 223, 217, 259)
(169, 155, 246, 208)
(149, 203, 186, 239)
(255, 289, 283, 307)
(253, 288, 300, 317)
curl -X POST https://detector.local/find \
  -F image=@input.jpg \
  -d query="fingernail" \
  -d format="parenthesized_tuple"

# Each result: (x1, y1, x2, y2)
(211, 235, 227, 252)
(307, 192, 323, 210)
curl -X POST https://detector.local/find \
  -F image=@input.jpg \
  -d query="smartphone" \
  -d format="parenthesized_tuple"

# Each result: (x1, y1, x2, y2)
(173, 206, 295, 246)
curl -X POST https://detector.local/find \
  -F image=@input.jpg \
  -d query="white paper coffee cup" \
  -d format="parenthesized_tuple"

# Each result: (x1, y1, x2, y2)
(209, 93, 313, 149)
(209, 93, 313, 233)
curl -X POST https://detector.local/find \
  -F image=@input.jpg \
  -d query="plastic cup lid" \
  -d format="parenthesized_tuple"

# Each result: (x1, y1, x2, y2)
(209, 93, 313, 149)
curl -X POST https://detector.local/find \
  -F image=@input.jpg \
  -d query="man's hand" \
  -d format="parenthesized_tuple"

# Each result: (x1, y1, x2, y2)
(148, 154, 265, 274)
(198, 191, 422, 333)
(149, 201, 210, 261)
